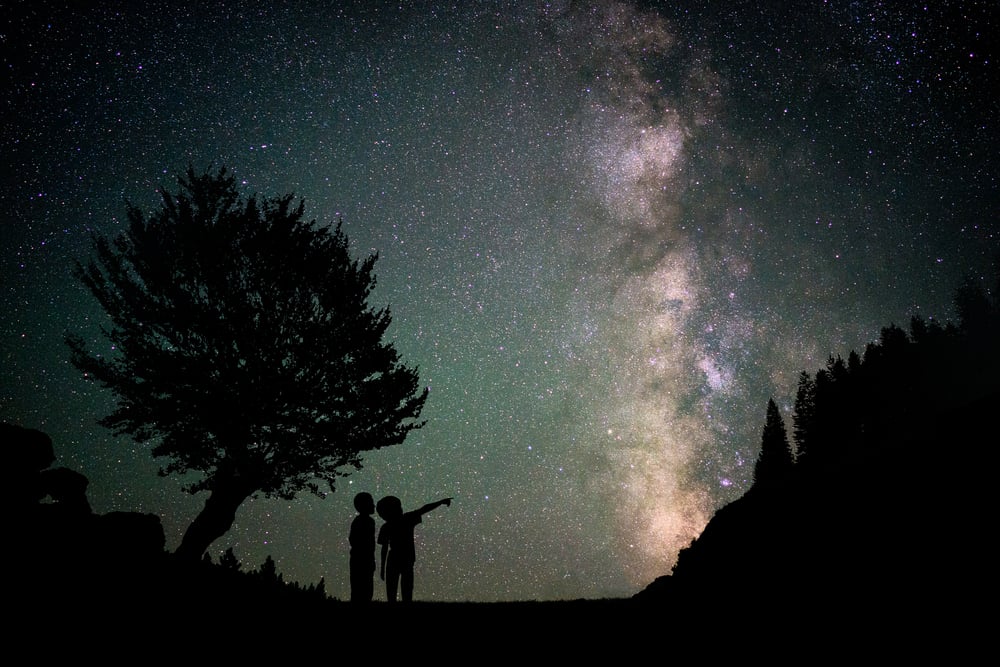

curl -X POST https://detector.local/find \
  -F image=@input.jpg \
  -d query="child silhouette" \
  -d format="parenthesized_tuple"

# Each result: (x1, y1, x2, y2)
(376, 495, 452, 603)
(349, 492, 376, 604)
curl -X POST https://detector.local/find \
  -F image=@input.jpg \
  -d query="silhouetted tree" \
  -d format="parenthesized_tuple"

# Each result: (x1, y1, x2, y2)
(258, 555, 282, 585)
(847, 349, 862, 377)
(954, 275, 992, 335)
(753, 398, 793, 487)
(808, 352, 864, 464)
(219, 547, 241, 572)
(791, 371, 815, 463)
(67, 167, 428, 561)
(909, 314, 931, 344)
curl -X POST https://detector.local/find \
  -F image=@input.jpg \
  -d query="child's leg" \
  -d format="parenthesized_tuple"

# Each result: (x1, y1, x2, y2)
(401, 564, 414, 603)
(349, 561, 361, 602)
(350, 559, 373, 603)
(386, 554, 400, 603)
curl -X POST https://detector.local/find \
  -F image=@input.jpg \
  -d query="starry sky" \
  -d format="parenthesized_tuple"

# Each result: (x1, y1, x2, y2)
(3, 1, 997, 601)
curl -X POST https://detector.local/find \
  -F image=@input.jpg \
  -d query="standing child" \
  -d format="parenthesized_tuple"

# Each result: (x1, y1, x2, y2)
(376, 495, 452, 603)
(349, 492, 376, 604)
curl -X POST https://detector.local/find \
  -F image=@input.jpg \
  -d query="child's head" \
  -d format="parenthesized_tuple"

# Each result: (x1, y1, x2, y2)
(376, 495, 403, 521)
(354, 492, 375, 515)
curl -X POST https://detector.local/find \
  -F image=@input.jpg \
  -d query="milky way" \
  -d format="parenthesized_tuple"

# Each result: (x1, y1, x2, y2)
(3, 1, 997, 601)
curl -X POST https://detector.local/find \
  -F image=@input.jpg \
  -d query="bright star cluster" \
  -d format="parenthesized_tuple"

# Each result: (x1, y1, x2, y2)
(2, 1, 996, 601)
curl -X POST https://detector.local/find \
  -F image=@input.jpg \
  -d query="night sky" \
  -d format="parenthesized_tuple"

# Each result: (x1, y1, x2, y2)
(3, 1, 997, 601)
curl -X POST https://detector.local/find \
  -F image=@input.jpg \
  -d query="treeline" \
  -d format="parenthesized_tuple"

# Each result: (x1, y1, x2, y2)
(641, 275, 998, 621)
(201, 547, 330, 602)
(753, 275, 999, 488)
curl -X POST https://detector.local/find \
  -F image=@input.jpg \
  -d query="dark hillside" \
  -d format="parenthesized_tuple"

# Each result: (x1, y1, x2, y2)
(637, 283, 998, 640)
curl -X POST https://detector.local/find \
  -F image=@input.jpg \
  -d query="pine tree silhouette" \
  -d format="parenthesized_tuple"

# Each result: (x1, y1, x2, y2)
(791, 371, 816, 464)
(753, 398, 794, 487)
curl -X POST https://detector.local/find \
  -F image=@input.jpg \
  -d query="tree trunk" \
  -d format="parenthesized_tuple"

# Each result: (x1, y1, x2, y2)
(175, 478, 256, 561)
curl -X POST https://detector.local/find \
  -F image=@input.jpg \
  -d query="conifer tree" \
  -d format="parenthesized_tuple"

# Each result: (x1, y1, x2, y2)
(753, 398, 794, 487)
(792, 371, 816, 463)
(219, 547, 241, 572)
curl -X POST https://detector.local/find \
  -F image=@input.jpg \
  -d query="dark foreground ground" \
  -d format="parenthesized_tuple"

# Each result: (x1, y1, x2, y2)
(15, 585, 984, 660)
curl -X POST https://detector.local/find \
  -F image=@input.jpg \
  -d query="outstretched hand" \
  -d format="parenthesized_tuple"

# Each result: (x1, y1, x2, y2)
(442, 497, 453, 507)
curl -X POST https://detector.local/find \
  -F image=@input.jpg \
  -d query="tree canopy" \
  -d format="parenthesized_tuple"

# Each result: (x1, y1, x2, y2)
(67, 167, 428, 559)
